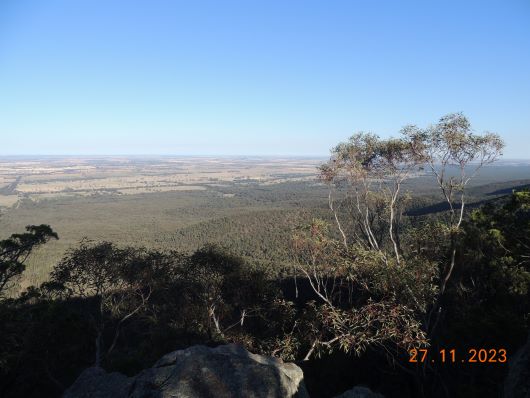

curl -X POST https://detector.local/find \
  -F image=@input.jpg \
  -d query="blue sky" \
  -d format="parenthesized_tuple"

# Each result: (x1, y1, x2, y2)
(1, 0, 529, 157)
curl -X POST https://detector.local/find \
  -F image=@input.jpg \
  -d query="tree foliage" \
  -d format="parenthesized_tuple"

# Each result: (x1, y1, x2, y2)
(294, 113, 505, 362)
(0, 225, 58, 299)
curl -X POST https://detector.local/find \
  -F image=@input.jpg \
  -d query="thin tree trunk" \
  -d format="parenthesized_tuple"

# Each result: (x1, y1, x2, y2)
(329, 190, 347, 248)
(389, 183, 401, 264)
(95, 328, 102, 367)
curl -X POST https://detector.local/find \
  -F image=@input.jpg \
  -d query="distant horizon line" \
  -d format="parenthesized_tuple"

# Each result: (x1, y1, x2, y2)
(1, 154, 530, 162)
(0, 154, 330, 158)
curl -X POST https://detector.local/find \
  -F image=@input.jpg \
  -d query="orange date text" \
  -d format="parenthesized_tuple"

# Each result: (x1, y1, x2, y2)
(408, 348, 507, 364)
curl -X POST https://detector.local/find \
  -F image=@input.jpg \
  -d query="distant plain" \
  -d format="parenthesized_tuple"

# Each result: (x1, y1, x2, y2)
(0, 156, 529, 291)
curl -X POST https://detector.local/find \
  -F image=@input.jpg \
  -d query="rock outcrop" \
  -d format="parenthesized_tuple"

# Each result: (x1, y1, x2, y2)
(333, 386, 384, 398)
(64, 344, 309, 398)
(63, 367, 133, 398)
(505, 334, 530, 398)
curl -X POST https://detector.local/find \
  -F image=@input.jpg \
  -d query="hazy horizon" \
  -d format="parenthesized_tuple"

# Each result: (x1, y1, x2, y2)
(0, 154, 529, 162)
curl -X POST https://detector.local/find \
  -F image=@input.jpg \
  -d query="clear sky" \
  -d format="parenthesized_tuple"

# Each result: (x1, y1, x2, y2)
(1, 0, 529, 157)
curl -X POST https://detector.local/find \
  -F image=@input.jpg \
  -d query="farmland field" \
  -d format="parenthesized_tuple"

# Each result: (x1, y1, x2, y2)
(0, 156, 329, 289)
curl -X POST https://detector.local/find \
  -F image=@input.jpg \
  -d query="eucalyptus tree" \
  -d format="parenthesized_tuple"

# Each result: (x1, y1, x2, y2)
(319, 131, 427, 263)
(294, 129, 432, 361)
(404, 113, 504, 331)
(293, 113, 504, 359)
(48, 241, 168, 366)
(0, 225, 58, 299)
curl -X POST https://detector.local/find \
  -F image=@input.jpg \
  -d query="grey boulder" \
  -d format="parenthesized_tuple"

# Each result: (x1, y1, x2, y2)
(505, 334, 530, 398)
(333, 386, 384, 398)
(64, 344, 309, 398)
